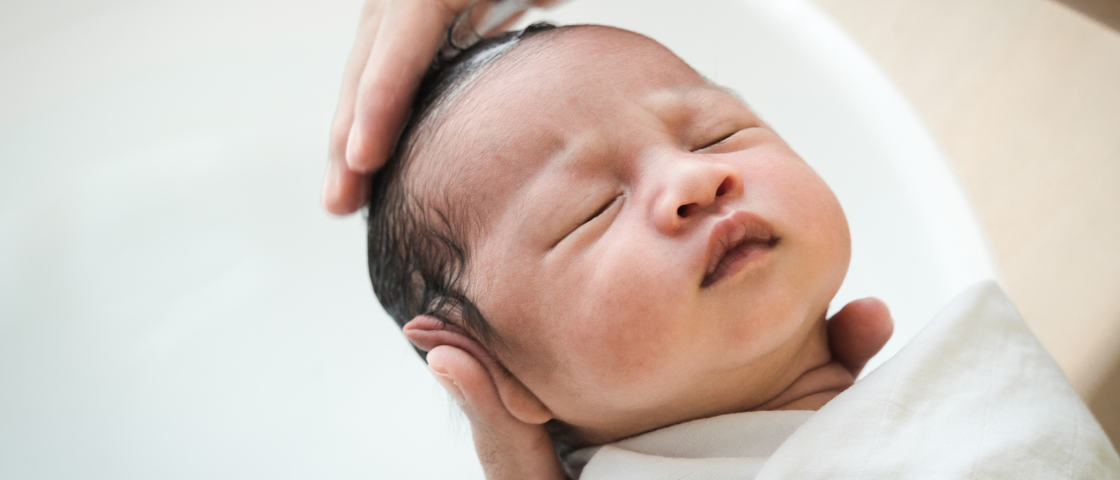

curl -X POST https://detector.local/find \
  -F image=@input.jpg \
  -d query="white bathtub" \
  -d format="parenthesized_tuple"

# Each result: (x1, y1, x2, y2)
(0, 0, 995, 478)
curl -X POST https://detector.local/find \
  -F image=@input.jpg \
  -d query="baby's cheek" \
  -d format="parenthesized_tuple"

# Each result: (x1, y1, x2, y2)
(778, 157, 846, 237)
(559, 256, 691, 397)
(559, 319, 686, 409)
(750, 150, 849, 272)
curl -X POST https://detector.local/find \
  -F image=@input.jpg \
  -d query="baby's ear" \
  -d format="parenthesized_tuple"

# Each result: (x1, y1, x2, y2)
(402, 315, 553, 425)
(402, 315, 458, 352)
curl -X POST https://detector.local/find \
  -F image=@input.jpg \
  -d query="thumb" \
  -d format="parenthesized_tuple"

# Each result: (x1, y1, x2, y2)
(426, 345, 525, 430)
(427, 346, 565, 480)
(828, 297, 894, 378)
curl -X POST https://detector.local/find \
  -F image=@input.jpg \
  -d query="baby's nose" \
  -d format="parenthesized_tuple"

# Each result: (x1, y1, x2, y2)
(654, 159, 743, 234)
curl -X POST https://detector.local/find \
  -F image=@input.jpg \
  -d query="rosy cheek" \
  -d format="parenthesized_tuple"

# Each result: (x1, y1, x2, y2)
(563, 320, 681, 398)
(562, 260, 688, 386)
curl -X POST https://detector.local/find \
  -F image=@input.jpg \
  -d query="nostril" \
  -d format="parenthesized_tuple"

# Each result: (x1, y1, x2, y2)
(715, 178, 732, 197)
(677, 204, 689, 217)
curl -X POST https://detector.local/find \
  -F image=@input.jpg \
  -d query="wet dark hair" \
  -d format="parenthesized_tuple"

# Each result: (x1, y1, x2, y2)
(366, 23, 558, 356)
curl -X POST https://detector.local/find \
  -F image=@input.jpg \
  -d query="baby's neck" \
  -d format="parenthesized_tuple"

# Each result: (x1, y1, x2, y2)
(751, 354, 855, 411)
(568, 318, 854, 447)
(748, 318, 855, 411)
(743, 315, 855, 409)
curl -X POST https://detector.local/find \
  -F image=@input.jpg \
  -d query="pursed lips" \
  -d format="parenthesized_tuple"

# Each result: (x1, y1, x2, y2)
(701, 210, 779, 288)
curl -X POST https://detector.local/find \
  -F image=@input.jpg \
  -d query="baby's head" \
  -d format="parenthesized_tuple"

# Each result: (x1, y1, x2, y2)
(368, 24, 851, 445)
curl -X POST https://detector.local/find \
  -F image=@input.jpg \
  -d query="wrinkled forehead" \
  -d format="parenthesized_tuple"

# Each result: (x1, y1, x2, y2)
(404, 25, 707, 244)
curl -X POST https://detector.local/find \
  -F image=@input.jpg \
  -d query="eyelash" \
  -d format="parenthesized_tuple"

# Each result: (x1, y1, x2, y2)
(694, 130, 740, 151)
(582, 194, 622, 226)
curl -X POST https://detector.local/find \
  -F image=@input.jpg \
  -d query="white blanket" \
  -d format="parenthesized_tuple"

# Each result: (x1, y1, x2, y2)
(569, 281, 1120, 479)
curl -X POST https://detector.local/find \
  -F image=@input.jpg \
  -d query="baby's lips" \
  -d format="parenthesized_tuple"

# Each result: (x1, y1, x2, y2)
(700, 210, 777, 287)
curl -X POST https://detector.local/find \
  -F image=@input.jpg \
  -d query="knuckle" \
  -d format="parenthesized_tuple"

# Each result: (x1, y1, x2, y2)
(419, 0, 475, 24)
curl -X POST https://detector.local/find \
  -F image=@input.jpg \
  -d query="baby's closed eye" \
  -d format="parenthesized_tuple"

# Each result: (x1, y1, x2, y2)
(581, 194, 624, 226)
(694, 127, 766, 155)
(693, 129, 740, 151)
(551, 192, 625, 250)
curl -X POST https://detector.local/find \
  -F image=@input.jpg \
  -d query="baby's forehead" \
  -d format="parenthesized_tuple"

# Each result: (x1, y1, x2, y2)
(402, 26, 737, 244)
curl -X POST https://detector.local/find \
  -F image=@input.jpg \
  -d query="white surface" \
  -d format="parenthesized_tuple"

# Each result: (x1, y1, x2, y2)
(0, 0, 996, 478)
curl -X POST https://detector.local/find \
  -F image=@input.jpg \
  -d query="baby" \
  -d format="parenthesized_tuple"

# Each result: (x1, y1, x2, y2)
(365, 22, 1118, 478)
(369, 22, 852, 443)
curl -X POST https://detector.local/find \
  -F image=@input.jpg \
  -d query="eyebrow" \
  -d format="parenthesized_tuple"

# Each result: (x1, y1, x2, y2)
(695, 75, 750, 105)
(651, 83, 752, 127)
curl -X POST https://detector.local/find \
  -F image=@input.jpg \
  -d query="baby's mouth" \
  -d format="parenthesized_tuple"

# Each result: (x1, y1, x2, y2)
(701, 212, 779, 288)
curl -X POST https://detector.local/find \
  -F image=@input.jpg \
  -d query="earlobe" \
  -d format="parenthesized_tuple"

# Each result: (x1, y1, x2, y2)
(403, 315, 553, 425)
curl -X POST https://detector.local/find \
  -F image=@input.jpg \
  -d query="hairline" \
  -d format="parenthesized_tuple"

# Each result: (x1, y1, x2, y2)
(374, 25, 574, 352)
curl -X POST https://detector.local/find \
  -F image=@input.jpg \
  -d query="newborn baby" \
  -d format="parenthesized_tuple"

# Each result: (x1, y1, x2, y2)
(370, 22, 850, 443)
(366, 23, 1118, 478)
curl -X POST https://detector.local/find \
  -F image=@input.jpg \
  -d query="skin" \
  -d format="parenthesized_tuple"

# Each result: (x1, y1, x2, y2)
(405, 26, 857, 446)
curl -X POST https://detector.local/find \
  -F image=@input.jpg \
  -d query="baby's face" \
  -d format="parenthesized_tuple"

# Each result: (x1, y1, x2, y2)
(408, 27, 850, 443)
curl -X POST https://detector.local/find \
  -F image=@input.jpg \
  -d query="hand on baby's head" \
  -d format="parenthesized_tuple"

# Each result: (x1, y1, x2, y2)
(368, 24, 876, 446)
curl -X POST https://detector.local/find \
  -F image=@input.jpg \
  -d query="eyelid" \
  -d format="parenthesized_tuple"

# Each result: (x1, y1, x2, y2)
(582, 194, 622, 225)
(693, 129, 740, 152)
(551, 193, 624, 249)
(586, 193, 622, 223)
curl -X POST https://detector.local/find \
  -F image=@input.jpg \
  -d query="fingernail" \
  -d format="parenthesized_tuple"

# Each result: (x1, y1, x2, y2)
(345, 124, 364, 170)
(430, 367, 466, 404)
(321, 161, 343, 213)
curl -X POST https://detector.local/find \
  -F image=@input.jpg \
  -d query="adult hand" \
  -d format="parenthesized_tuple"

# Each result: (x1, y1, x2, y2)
(404, 316, 566, 480)
(827, 297, 894, 378)
(324, 0, 566, 215)
(400, 298, 892, 479)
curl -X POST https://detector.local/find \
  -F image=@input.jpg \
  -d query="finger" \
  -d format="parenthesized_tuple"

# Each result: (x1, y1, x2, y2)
(427, 346, 565, 480)
(828, 297, 894, 377)
(346, 0, 475, 173)
(478, 0, 567, 36)
(480, 10, 526, 36)
(426, 345, 523, 429)
(330, 1, 385, 163)
(322, 157, 369, 215)
(324, 1, 386, 215)
(403, 316, 551, 425)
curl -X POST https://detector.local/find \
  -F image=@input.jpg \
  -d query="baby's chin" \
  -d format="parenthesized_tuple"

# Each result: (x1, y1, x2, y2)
(556, 314, 836, 447)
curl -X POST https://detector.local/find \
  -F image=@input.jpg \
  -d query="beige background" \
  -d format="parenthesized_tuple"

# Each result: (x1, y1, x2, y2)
(809, 0, 1120, 446)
